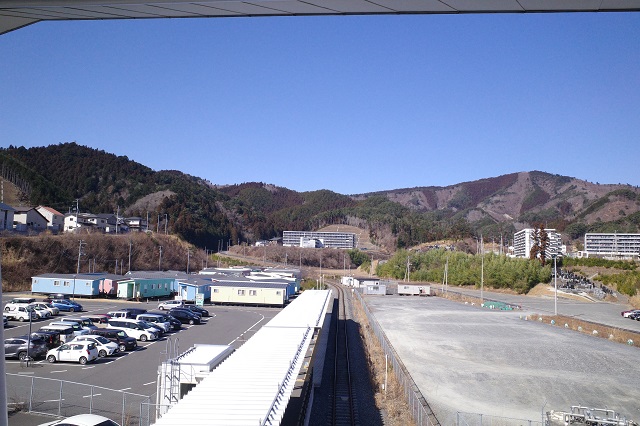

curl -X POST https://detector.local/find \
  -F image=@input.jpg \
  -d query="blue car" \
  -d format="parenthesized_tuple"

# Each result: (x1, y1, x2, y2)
(50, 299, 83, 313)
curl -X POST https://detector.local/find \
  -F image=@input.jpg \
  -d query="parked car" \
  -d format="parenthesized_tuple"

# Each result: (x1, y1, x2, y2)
(107, 319, 159, 341)
(29, 304, 52, 319)
(38, 413, 120, 426)
(59, 317, 98, 332)
(30, 302, 60, 316)
(83, 314, 111, 324)
(171, 307, 202, 320)
(136, 313, 171, 332)
(43, 294, 71, 303)
(184, 304, 210, 317)
(3, 315, 8, 328)
(621, 309, 640, 318)
(46, 341, 98, 365)
(50, 299, 83, 312)
(92, 328, 138, 352)
(4, 335, 48, 360)
(6, 297, 36, 306)
(4, 305, 38, 322)
(39, 325, 76, 343)
(49, 321, 88, 337)
(30, 330, 62, 349)
(148, 312, 182, 331)
(629, 312, 640, 321)
(71, 335, 119, 357)
(158, 300, 184, 310)
(168, 308, 201, 325)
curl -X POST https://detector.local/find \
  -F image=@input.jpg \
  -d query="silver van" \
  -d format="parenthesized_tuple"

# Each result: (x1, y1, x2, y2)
(49, 321, 88, 338)
(136, 314, 171, 332)
(40, 325, 75, 343)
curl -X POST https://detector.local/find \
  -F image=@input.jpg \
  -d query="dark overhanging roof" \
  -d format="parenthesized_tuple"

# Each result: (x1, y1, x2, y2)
(2, 0, 640, 34)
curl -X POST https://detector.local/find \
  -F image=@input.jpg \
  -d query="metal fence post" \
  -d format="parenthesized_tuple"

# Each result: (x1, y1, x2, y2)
(58, 381, 63, 416)
(122, 392, 126, 426)
(29, 375, 34, 412)
(89, 385, 93, 414)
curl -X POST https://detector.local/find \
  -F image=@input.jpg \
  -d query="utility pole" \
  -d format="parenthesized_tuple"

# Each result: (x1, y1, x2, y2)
(158, 246, 163, 271)
(157, 214, 160, 233)
(128, 240, 132, 273)
(164, 213, 168, 234)
(187, 249, 190, 274)
(77, 240, 85, 274)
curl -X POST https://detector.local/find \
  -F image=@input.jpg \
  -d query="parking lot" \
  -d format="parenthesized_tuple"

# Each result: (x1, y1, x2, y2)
(3, 293, 282, 403)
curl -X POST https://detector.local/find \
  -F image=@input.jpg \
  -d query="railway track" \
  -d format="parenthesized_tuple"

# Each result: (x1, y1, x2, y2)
(329, 282, 357, 426)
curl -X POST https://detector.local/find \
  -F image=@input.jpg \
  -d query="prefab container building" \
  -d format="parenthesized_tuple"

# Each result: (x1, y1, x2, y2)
(31, 273, 107, 297)
(118, 271, 178, 300)
(361, 283, 387, 295)
(398, 284, 431, 296)
(175, 276, 212, 302)
(209, 281, 290, 307)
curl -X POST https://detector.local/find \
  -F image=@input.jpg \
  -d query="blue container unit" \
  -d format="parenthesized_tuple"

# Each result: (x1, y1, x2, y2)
(175, 276, 212, 302)
(31, 273, 102, 297)
(116, 277, 174, 300)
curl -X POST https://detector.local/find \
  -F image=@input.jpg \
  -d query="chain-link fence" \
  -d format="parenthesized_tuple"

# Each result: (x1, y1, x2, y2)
(455, 411, 544, 426)
(353, 290, 439, 426)
(6, 373, 154, 426)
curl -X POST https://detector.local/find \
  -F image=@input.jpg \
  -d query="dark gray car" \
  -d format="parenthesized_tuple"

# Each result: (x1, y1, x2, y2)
(4, 335, 48, 360)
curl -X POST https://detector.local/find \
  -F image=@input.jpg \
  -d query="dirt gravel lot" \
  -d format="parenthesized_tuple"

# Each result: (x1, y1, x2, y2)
(364, 295, 640, 424)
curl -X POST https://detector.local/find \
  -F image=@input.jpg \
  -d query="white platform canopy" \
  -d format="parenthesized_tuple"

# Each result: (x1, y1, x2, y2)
(2, 0, 640, 34)
(153, 289, 331, 426)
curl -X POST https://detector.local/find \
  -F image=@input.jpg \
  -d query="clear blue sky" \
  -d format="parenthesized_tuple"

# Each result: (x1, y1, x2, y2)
(1, 12, 639, 194)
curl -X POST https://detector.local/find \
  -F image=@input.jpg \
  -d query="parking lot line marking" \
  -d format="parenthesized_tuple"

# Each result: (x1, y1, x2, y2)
(82, 366, 95, 369)
(227, 314, 265, 345)
(17, 372, 34, 375)
(120, 387, 131, 391)
(143, 381, 155, 386)
(83, 393, 102, 398)
(44, 399, 64, 403)
(50, 370, 67, 373)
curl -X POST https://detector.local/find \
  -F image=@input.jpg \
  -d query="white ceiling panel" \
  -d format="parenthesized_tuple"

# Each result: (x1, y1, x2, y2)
(441, 0, 525, 12)
(369, 0, 455, 12)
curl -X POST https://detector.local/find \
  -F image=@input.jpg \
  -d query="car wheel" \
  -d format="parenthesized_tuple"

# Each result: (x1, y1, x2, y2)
(98, 349, 107, 358)
(18, 351, 27, 361)
(69, 308, 75, 312)
(47, 355, 56, 363)
(79, 356, 88, 365)
(159, 306, 165, 310)
(18, 317, 25, 322)
(4, 307, 9, 311)
(119, 344, 126, 352)
(189, 319, 195, 325)
(140, 334, 148, 342)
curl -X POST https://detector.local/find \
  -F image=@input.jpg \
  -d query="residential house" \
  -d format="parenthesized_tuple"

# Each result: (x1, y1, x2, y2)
(0, 203, 15, 231)
(125, 217, 148, 232)
(13, 206, 48, 232)
(37, 206, 64, 232)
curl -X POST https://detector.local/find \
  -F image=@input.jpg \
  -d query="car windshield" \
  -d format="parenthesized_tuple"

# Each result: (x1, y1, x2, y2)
(95, 336, 110, 344)
(139, 322, 153, 329)
(116, 331, 127, 338)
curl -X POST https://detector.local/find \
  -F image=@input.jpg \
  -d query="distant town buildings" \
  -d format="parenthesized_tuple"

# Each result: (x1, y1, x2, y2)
(513, 228, 563, 260)
(282, 231, 356, 249)
(583, 233, 640, 260)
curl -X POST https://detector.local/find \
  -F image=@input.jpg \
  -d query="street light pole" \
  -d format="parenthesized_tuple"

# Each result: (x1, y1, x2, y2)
(553, 254, 558, 316)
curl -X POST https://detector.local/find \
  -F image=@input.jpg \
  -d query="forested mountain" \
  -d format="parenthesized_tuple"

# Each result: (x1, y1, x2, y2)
(2, 143, 639, 251)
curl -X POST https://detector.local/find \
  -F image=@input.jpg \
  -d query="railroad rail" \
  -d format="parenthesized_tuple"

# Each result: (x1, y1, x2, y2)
(329, 282, 357, 426)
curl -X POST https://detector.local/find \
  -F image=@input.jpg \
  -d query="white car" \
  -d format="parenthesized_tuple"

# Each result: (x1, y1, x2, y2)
(29, 304, 52, 319)
(46, 341, 99, 365)
(38, 413, 120, 426)
(4, 305, 38, 322)
(107, 319, 159, 341)
(158, 300, 184, 310)
(30, 302, 60, 316)
(71, 335, 119, 357)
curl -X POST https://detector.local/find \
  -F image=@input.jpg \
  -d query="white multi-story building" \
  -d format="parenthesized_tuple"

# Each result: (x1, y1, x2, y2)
(37, 206, 64, 232)
(282, 231, 356, 249)
(513, 228, 562, 259)
(584, 233, 640, 260)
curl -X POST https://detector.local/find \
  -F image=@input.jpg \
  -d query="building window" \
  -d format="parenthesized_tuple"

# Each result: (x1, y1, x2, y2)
(144, 284, 148, 291)
(213, 289, 219, 293)
(238, 289, 245, 296)
(249, 290, 257, 296)
(54, 280, 60, 286)
(276, 291, 281, 295)
(164, 283, 168, 289)
(86, 282, 90, 286)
